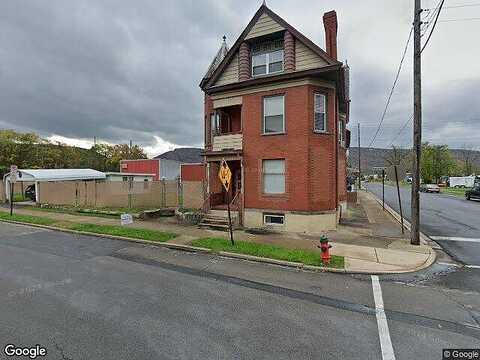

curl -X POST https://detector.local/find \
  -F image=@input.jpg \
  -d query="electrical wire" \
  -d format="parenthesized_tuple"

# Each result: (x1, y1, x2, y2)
(368, 27, 413, 148)
(421, 0, 445, 52)
(438, 17, 480, 22)
(388, 114, 414, 148)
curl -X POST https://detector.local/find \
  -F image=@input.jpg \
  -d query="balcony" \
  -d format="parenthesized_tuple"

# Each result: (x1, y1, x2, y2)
(212, 133, 243, 151)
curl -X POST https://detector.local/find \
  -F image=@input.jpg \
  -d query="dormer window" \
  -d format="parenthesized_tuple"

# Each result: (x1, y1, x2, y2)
(251, 39, 284, 76)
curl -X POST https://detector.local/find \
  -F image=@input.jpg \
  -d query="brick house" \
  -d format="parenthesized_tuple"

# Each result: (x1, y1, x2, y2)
(200, 4, 350, 233)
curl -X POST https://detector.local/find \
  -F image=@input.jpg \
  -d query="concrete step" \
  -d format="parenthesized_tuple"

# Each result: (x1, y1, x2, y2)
(198, 223, 230, 231)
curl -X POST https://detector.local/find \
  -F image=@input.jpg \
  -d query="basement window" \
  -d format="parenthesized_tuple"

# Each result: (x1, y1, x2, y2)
(263, 213, 285, 226)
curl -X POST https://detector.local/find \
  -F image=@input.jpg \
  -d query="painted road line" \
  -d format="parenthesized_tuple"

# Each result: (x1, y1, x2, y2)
(465, 265, 480, 269)
(430, 236, 480, 243)
(371, 275, 396, 360)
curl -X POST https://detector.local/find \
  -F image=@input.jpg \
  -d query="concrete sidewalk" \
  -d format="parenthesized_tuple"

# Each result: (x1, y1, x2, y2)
(2, 192, 435, 273)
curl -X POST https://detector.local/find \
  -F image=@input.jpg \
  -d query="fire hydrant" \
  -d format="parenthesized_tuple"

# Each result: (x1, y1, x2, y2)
(317, 235, 332, 265)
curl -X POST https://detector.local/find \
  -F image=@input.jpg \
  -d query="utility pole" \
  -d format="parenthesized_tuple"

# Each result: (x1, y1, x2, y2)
(357, 123, 361, 190)
(411, 0, 422, 245)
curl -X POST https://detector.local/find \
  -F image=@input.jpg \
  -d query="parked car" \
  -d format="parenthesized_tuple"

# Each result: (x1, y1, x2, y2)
(465, 185, 480, 201)
(420, 184, 440, 193)
(24, 184, 36, 201)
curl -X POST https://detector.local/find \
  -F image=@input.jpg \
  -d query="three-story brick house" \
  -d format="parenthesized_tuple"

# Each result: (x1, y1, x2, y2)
(200, 4, 350, 233)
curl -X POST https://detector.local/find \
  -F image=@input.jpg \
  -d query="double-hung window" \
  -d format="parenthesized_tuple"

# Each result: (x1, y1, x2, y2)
(263, 159, 285, 194)
(210, 112, 219, 143)
(314, 93, 327, 132)
(338, 118, 345, 146)
(251, 39, 284, 76)
(252, 50, 284, 76)
(263, 95, 284, 134)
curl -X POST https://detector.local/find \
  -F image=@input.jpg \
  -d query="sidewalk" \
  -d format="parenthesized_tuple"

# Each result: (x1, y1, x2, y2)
(2, 192, 435, 274)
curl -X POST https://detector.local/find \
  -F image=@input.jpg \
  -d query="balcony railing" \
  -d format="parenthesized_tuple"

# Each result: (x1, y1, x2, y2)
(212, 133, 243, 152)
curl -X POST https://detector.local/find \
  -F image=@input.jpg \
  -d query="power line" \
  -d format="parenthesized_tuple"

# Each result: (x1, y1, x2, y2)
(438, 17, 480, 22)
(421, 0, 445, 52)
(368, 26, 413, 148)
(426, 3, 480, 10)
(422, 0, 442, 35)
(388, 114, 414, 147)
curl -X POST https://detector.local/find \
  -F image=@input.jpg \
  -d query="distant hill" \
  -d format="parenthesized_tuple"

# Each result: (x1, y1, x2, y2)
(348, 147, 480, 173)
(155, 147, 203, 163)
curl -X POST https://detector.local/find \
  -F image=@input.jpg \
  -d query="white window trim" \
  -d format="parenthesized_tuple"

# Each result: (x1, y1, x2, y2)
(263, 213, 285, 226)
(313, 93, 327, 133)
(252, 50, 284, 77)
(263, 95, 285, 135)
(338, 119, 345, 147)
(262, 159, 286, 194)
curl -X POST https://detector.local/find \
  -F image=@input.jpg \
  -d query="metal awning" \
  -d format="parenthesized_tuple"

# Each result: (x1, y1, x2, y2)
(3, 169, 106, 182)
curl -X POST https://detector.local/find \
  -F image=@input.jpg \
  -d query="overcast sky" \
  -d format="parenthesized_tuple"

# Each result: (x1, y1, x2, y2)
(0, 0, 479, 156)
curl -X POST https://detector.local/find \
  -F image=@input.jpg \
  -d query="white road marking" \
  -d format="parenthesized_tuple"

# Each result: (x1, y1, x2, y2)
(430, 236, 480, 243)
(371, 275, 396, 360)
(437, 262, 462, 267)
(465, 265, 480, 269)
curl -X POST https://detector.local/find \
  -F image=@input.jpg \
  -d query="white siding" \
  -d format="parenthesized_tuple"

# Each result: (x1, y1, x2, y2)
(215, 53, 239, 86)
(159, 159, 181, 180)
(295, 41, 328, 71)
(245, 13, 284, 40)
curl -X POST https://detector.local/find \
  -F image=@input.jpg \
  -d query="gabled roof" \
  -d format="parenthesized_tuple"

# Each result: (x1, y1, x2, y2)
(201, 4, 341, 90)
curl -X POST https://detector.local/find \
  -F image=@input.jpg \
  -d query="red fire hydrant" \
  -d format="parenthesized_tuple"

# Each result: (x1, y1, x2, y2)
(317, 235, 332, 265)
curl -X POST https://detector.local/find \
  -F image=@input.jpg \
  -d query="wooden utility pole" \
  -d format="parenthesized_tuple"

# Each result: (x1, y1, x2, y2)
(394, 165, 405, 234)
(411, 0, 422, 245)
(357, 123, 361, 190)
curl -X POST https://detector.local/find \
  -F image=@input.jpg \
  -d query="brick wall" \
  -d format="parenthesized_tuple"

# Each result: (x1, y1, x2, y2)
(242, 84, 338, 212)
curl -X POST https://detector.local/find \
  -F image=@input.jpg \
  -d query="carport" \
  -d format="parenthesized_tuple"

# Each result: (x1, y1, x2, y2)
(2, 169, 106, 203)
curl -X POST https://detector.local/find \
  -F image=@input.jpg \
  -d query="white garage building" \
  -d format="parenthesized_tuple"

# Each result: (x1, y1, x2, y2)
(2, 169, 106, 202)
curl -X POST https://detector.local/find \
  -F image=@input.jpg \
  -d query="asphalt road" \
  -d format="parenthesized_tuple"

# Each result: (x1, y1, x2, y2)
(365, 182, 480, 267)
(0, 221, 479, 359)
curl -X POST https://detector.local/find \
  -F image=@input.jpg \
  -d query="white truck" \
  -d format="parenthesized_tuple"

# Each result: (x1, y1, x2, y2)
(449, 176, 476, 188)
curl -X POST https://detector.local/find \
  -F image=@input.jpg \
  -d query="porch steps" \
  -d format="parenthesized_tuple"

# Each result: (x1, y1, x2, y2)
(198, 212, 237, 231)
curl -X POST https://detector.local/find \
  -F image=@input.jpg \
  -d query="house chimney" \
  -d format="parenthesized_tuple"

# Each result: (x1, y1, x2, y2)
(323, 10, 338, 60)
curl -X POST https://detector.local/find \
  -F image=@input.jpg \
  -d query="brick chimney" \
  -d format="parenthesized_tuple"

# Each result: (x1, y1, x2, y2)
(323, 10, 338, 60)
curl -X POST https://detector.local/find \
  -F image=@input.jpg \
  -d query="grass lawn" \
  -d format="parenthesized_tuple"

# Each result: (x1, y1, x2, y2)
(441, 187, 468, 198)
(25, 206, 121, 219)
(0, 211, 57, 226)
(63, 223, 176, 242)
(0, 210, 176, 242)
(191, 237, 344, 268)
(12, 193, 26, 202)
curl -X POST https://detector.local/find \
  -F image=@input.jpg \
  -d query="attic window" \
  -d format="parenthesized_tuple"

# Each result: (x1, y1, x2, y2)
(252, 39, 284, 76)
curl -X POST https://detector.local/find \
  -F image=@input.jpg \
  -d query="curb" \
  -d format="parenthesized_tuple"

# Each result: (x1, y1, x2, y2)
(363, 190, 437, 272)
(0, 215, 435, 275)
(0, 218, 345, 273)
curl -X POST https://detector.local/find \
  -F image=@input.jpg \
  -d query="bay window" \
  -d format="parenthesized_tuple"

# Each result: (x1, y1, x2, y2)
(314, 93, 327, 132)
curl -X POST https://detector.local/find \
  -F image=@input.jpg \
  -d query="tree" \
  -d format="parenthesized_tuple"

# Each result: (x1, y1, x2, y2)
(0, 129, 148, 173)
(421, 143, 456, 183)
(458, 144, 479, 176)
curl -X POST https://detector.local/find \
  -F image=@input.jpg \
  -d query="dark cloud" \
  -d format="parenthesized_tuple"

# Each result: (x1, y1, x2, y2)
(0, 0, 478, 151)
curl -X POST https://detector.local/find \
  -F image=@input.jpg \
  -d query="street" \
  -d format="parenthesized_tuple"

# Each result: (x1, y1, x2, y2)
(0, 221, 479, 359)
(365, 182, 480, 267)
